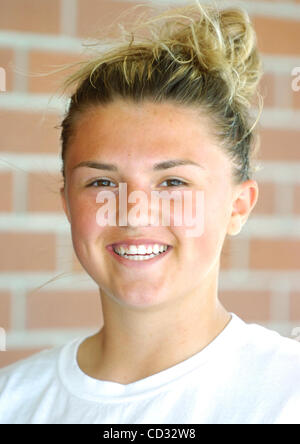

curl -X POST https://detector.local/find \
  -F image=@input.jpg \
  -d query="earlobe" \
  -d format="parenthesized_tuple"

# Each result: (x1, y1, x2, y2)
(227, 180, 259, 237)
(228, 214, 242, 236)
(60, 187, 71, 223)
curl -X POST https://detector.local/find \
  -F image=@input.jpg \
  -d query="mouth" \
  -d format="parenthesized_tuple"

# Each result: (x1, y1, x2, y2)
(105, 239, 173, 266)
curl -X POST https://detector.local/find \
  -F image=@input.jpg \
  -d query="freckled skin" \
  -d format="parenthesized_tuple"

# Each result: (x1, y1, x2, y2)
(60, 99, 258, 383)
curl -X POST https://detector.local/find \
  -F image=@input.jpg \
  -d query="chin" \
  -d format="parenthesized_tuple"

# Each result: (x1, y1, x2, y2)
(112, 286, 169, 309)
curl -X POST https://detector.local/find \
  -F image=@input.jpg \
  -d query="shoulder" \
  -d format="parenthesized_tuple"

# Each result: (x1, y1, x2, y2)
(241, 318, 300, 363)
(232, 314, 300, 392)
(225, 314, 300, 423)
(0, 341, 72, 424)
(0, 335, 87, 424)
(0, 344, 63, 393)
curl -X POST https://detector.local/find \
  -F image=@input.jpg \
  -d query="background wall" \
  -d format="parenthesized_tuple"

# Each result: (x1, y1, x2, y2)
(0, 0, 300, 368)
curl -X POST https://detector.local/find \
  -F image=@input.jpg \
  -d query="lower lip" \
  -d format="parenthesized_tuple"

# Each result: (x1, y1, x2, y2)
(106, 245, 172, 267)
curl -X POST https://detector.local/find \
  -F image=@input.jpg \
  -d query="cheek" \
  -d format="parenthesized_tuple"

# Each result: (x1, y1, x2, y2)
(200, 187, 231, 257)
(172, 187, 230, 263)
(68, 194, 103, 245)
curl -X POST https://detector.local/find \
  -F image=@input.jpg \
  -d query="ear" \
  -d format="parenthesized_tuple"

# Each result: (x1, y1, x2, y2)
(60, 186, 71, 223)
(227, 180, 259, 236)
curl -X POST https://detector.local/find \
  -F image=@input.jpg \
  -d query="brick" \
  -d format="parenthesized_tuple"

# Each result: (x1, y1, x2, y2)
(0, 110, 62, 154)
(290, 292, 300, 321)
(0, 0, 60, 34)
(219, 290, 271, 322)
(226, 237, 250, 268)
(27, 172, 63, 212)
(26, 290, 103, 329)
(0, 232, 56, 271)
(258, 128, 300, 161)
(28, 50, 88, 94)
(0, 172, 13, 211)
(251, 182, 276, 215)
(0, 347, 47, 369)
(294, 185, 300, 214)
(0, 48, 14, 92)
(252, 16, 300, 55)
(249, 239, 300, 270)
(77, 0, 153, 38)
(220, 236, 252, 270)
(0, 291, 11, 331)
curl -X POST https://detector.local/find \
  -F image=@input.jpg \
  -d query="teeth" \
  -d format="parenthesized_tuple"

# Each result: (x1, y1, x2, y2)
(127, 245, 137, 254)
(113, 243, 168, 258)
(117, 254, 158, 261)
(152, 244, 160, 254)
(136, 245, 147, 255)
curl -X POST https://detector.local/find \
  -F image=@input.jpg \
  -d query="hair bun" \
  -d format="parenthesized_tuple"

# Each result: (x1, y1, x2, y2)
(141, 2, 263, 109)
(218, 7, 263, 107)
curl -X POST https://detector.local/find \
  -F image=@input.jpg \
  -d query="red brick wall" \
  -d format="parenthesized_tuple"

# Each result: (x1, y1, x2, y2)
(1, 0, 300, 368)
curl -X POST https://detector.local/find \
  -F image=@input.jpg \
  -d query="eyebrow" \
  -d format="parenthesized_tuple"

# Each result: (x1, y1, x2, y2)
(72, 159, 204, 172)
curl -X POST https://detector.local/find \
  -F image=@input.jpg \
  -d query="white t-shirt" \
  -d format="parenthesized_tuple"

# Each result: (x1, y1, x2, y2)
(0, 312, 299, 424)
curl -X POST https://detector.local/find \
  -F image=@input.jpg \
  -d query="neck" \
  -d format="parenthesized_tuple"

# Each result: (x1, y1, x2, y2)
(77, 280, 231, 385)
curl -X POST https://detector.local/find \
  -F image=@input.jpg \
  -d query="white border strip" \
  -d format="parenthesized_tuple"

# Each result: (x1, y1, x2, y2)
(0, 213, 69, 232)
(0, 153, 61, 172)
(5, 328, 98, 348)
(0, 31, 84, 53)
(236, 216, 300, 238)
(0, 272, 98, 291)
(259, 109, 300, 130)
(254, 162, 300, 184)
(211, 0, 300, 19)
(0, 92, 68, 113)
(219, 270, 300, 291)
(262, 54, 300, 74)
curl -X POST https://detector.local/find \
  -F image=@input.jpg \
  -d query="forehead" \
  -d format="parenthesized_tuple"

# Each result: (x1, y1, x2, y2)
(65, 100, 229, 171)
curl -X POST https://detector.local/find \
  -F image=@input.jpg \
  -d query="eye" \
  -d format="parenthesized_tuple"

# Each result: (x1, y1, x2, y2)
(160, 178, 188, 187)
(87, 178, 116, 188)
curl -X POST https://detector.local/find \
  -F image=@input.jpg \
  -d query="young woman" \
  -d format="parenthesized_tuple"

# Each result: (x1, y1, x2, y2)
(0, 1, 299, 424)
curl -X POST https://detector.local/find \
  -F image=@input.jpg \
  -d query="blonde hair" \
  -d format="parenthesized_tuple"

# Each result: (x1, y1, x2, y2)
(59, 0, 264, 184)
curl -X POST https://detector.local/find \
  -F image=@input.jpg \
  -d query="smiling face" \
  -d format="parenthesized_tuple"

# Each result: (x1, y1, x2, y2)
(60, 99, 258, 309)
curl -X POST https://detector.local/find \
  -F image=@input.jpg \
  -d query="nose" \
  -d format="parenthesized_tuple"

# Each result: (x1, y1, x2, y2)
(122, 182, 155, 228)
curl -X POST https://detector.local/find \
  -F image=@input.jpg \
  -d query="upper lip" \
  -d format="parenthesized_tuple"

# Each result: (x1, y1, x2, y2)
(108, 238, 172, 248)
